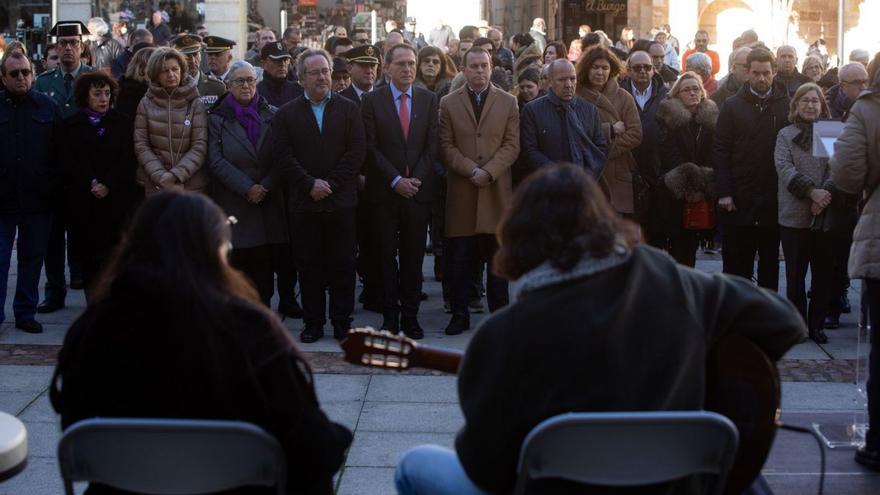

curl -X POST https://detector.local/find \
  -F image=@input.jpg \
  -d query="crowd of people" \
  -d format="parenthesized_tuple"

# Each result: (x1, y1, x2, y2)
(2, 13, 880, 491)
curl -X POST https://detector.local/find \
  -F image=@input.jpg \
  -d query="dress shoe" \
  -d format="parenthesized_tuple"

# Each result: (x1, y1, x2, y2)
(15, 319, 43, 334)
(444, 314, 470, 335)
(381, 314, 400, 333)
(824, 314, 840, 329)
(299, 324, 324, 343)
(809, 328, 828, 344)
(332, 321, 352, 340)
(69, 278, 84, 290)
(401, 318, 424, 340)
(468, 298, 485, 313)
(855, 446, 880, 471)
(37, 299, 64, 314)
(278, 299, 304, 319)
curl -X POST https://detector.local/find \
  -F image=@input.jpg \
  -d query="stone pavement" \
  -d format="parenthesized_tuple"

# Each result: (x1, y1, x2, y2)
(1, 251, 879, 494)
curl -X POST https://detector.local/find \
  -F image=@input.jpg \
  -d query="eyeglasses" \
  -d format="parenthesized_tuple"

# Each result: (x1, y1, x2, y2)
(306, 68, 331, 77)
(230, 77, 257, 87)
(842, 79, 868, 86)
(630, 64, 652, 72)
(6, 68, 32, 78)
(57, 39, 81, 48)
(332, 74, 350, 81)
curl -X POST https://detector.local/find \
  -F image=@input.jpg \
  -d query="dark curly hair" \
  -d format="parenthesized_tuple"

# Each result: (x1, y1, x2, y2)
(73, 71, 118, 109)
(575, 45, 623, 88)
(493, 163, 637, 280)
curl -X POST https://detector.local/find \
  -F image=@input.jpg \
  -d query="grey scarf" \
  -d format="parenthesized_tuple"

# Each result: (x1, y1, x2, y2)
(546, 90, 596, 176)
(511, 242, 631, 302)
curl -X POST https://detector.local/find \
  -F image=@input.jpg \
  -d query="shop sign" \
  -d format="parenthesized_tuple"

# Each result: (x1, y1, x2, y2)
(582, 0, 627, 15)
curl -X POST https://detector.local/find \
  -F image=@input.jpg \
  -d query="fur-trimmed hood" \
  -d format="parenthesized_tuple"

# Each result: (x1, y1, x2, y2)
(656, 97, 719, 131)
(664, 162, 715, 199)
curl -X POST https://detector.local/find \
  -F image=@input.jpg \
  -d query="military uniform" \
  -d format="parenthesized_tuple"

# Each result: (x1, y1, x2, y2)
(195, 71, 226, 107)
(34, 63, 95, 119)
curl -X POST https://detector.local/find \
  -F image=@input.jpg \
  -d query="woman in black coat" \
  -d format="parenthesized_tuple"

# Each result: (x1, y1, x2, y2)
(114, 46, 155, 119)
(65, 72, 139, 299)
(654, 72, 719, 266)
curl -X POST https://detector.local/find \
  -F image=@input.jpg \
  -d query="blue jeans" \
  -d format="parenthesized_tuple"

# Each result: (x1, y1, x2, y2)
(0, 213, 52, 323)
(395, 445, 490, 495)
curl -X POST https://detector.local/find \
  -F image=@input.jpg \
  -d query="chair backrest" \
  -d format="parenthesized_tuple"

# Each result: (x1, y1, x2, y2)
(57, 418, 286, 495)
(513, 411, 739, 495)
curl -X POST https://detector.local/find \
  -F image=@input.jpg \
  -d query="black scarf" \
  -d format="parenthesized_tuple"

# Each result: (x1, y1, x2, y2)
(791, 114, 813, 152)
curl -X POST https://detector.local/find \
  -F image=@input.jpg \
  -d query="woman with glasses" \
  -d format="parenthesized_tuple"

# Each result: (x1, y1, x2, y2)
(415, 46, 456, 95)
(134, 47, 208, 196)
(776, 83, 856, 344)
(654, 71, 719, 267)
(207, 61, 287, 307)
(802, 55, 825, 83)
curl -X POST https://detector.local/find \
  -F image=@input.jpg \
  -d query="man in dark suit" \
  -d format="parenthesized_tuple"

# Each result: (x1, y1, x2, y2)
(267, 49, 366, 343)
(361, 44, 439, 338)
(339, 45, 383, 313)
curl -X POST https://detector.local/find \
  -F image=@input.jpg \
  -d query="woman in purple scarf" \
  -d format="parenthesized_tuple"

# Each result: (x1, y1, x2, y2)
(206, 61, 288, 306)
(63, 72, 139, 300)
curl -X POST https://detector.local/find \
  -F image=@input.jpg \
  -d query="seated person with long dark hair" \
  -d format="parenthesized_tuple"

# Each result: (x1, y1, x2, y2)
(395, 163, 806, 495)
(50, 191, 352, 494)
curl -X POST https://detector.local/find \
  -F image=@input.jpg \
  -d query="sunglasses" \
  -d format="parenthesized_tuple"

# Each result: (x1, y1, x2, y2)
(6, 68, 32, 78)
(630, 64, 653, 72)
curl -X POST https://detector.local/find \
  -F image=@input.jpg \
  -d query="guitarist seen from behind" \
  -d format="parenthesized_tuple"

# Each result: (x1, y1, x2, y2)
(394, 163, 807, 495)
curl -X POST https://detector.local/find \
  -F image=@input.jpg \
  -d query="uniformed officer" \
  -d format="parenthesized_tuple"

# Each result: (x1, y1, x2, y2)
(35, 21, 95, 119)
(34, 21, 95, 315)
(203, 36, 236, 81)
(339, 44, 379, 104)
(171, 33, 226, 107)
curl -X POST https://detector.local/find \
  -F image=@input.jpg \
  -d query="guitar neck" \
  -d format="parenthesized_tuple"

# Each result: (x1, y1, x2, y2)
(413, 345, 463, 374)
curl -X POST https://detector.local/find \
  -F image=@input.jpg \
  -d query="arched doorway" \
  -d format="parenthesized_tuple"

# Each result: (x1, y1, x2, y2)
(698, 0, 755, 74)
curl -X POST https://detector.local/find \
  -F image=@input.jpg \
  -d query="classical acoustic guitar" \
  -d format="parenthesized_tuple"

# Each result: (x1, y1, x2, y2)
(341, 328, 780, 495)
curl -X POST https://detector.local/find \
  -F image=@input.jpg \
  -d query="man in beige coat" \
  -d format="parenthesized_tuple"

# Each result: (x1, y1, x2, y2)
(439, 47, 520, 335)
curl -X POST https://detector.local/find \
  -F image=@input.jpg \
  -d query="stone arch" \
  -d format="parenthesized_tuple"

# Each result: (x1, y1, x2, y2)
(698, 0, 755, 74)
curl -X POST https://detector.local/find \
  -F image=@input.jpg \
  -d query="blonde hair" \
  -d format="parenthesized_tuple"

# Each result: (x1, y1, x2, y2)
(125, 47, 157, 82)
(788, 83, 831, 122)
(670, 71, 707, 101)
(802, 55, 825, 74)
(146, 47, 188, 85)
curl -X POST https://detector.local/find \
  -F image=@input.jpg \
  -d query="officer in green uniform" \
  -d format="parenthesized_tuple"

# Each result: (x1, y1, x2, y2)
(203, 36, 237, 81)
(171, 33, 226, 107)
(35, 21, 95, 119)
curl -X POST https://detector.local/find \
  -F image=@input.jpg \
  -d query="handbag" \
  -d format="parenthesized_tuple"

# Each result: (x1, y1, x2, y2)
(683, 199, 715, 230)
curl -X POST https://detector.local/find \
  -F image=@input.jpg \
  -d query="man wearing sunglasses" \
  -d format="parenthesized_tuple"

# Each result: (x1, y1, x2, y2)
(622, 50, 669, 245)
(0, 51, 64, 334)
(33, 21, 95, 315)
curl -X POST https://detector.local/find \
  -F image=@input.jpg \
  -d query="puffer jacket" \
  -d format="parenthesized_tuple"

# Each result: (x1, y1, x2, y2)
(134, 75, 208, 195)
(831, 86, 880, 279)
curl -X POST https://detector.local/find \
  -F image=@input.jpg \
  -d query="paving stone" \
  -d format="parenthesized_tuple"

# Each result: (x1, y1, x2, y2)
(0, 324, 72, 345)
(321, 401, 364, 432)
(0, 365, 53, 391)
(314, 374, 370, 403)
(346, 431, 455, 468)
(356, 402, 463, 433)
(781, 382, 861, 411)
(18, 393, 58, 424)
(20, 420, 62, 459)
(366, 375, 458, 403)
(0, 391, 37, 416)
(335, 466, 396, 495)
(0, 456, 71, 495)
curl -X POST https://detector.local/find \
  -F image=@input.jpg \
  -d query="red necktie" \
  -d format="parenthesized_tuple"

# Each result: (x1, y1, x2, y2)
(399, 93, 410, 176)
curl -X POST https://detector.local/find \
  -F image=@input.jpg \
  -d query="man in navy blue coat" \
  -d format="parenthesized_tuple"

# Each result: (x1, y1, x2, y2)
(0, 52, 63, 334)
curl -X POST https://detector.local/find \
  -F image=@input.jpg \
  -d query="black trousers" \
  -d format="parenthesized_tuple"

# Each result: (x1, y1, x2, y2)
(230, 244, 276, 307)
(779, 227, 835, 331)
(446, 234, 508, 319)
(292, 208, 357, 326)
(721, 224, 780, 291)
(43, 209, 81, 301)
(372, 198, 429, 319)
(865, 279, 880, 449)
(357, 197, 382, 306)
(272, 242, 298, 306)
(828, 237, 852, 316)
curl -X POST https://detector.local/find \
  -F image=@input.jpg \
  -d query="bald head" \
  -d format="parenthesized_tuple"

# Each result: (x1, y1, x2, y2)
(548, 58, 575, 78)
(850, 48, 870, 66)
(839, 62, 870, 100)
(627, 51, 653, 89)
(731, 46, 752, 83)
(776, 45, 797, 74)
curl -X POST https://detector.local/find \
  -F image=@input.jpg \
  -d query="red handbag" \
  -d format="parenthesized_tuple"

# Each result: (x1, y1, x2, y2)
(683, 200, 715, 230)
